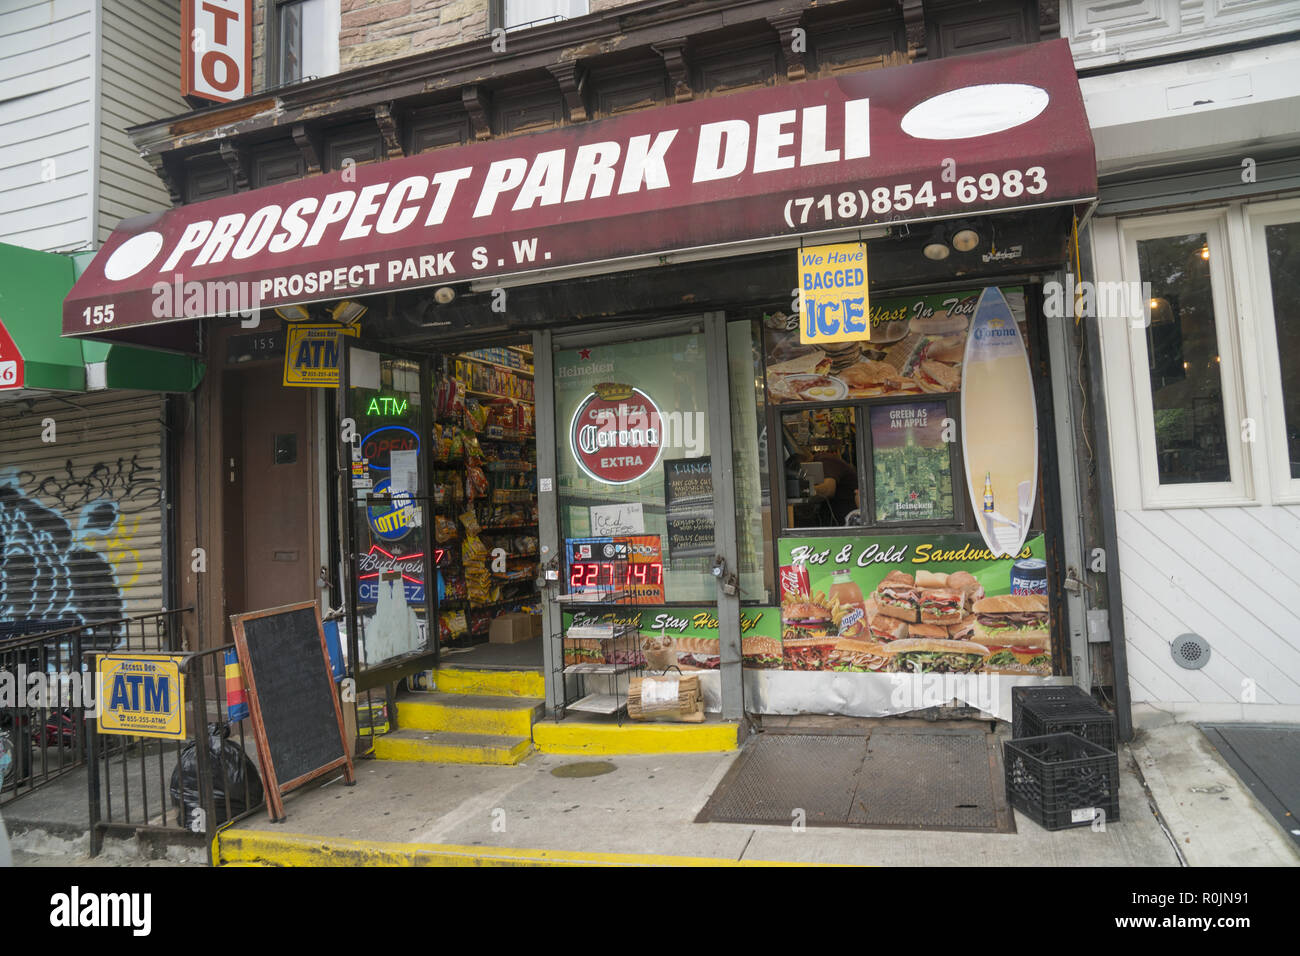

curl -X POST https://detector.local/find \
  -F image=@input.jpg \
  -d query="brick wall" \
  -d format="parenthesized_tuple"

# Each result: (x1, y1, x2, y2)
(332, 0, 640, 75)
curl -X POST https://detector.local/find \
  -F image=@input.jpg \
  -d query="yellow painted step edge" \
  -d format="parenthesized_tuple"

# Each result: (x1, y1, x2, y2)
(372, 733, 531, 765)
(217, 830, 812, 867)
(433, 667, 544, 698)
(532, 721, 739, 755)
(396, 698, 539, 736)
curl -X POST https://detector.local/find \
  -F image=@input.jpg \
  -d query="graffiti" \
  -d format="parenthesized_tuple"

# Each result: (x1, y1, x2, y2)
(0, 466, 142, 638)
(26, 456, 160, 515)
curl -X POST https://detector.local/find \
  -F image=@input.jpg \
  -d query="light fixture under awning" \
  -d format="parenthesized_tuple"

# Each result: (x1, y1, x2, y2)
(64, 38, 1097, 341)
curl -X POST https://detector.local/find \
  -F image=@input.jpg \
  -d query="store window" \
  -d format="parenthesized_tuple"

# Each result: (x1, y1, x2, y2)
(496, 0, 588, 30)
(348, 354, 432, 673)
(1119, 213, 1251, 506)
(271, 0, 339, 87)
(728, 321, 773, 602)
(553, 330, 713, 604)
(762, 289, 1001, 534)
(782, 406, 860, 529)
(1136, 232, 1230, 485)
(1263, 220, 1300, 479)
(1248, 199, 1300, 502)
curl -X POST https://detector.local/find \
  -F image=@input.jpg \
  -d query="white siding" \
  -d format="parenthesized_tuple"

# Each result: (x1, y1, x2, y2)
(0, 0, 95, 252)
(96, 0, 186, 244)
(1093, 215, 1300, 708)
(1062, 0, 1300, 69)
(1115, 508, 1300, 705)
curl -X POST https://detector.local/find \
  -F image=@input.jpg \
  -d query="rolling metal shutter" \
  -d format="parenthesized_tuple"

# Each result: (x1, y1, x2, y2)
(0, 391, 167, 638)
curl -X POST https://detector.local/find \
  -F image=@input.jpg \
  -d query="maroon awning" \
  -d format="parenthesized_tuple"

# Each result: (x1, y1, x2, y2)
(65, 38, 1095, 337)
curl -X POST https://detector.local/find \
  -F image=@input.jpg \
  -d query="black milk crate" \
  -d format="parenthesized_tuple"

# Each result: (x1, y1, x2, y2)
(1004, 733, 1121, 831)
(1011, 685, 1089, 737)
(1014, 689, 1116, 753)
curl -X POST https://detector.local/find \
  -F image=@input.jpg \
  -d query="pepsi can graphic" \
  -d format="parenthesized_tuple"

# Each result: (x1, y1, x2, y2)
(1011, 558, 1048, 595)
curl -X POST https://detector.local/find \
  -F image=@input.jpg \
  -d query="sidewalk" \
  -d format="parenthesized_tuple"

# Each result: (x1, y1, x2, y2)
(11, 720, 1297, 867)
(216, 719, 1298, 867)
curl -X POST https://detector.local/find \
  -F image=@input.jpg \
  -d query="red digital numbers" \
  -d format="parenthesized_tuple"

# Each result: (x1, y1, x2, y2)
(569, 561, 663, 590)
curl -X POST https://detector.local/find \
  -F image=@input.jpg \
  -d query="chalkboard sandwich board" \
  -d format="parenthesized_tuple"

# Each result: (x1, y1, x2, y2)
(230, 601, 355, 822)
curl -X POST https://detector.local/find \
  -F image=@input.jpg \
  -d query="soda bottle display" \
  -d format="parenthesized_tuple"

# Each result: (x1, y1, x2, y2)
(982, 471, 995, 514)
(829, 569, 868, 639)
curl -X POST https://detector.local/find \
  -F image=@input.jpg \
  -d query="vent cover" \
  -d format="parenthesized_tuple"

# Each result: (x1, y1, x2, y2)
(1171, 633, 1211, 670)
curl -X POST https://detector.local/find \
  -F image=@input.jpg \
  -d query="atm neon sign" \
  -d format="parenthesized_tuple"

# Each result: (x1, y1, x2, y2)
(366, 396, 409, 416)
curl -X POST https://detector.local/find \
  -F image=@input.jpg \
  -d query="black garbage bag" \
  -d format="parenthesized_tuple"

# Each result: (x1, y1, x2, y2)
(169, 723, 264, 828)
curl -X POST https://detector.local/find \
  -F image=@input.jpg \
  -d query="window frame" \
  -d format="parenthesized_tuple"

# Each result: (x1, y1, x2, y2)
(266, 0, 339, 90)
(775, 393, 968, 535)
(1244, 197, 1300, 504)
(490, 0, 590, 32)
(1118, 209, 1257, 508)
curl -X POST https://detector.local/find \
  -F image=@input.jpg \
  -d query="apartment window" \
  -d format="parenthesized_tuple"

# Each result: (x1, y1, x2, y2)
(495, 0, 589, 31)
(1119, 211, 1253, 507)
(1248, 199, 1300, 501)
(271, 0, 338, 87)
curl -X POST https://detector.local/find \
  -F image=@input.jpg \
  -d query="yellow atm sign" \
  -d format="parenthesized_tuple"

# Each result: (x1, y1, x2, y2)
(283, 323, 360, 387)
(97, 655, 186, 740)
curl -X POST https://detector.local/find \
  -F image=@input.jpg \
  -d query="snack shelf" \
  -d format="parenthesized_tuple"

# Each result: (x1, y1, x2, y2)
(459, 354, 535, 378)
(563, 663, 634, 675)
(567, 693, 625, 715)
(467, 388, 534, 404)
(555, 591, 627, 604)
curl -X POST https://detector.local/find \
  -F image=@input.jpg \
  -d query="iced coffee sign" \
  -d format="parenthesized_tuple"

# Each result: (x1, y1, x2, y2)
(570, 383, 665, 484)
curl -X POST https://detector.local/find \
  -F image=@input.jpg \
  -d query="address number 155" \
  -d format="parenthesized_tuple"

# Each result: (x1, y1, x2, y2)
(83, 304, 114, 325)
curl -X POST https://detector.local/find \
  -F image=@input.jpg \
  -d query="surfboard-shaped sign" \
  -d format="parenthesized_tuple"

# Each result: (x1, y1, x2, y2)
(960, 287, 1038, 558)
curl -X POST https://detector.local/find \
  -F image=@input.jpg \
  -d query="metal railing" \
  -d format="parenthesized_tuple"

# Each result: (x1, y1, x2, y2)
(86, 639, 265, 860)
(0, 608, 187, 806)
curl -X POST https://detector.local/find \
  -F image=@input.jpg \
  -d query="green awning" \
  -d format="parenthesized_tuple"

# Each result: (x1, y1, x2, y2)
(0, 244, 206, 395)
(80, 339, 206, 392)
(0, 243, 85, 392)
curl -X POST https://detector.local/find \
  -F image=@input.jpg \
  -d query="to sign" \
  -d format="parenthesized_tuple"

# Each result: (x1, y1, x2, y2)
(182, 0, 252, 103)
(798, 242, 871, 344)
(97, 654, 187, 740)
(569, 385, 664, 485)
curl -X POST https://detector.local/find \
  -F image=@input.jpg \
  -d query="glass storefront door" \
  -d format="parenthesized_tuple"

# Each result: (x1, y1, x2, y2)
(543, 316, 745, 718)
(338, 342, 438, 691)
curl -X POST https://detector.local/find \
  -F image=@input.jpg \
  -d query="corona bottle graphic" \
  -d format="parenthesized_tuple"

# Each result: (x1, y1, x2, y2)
(982, 471, 995, 514)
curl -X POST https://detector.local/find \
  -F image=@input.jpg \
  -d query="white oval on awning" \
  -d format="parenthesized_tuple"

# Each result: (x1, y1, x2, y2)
(901, 84, 1050, 140)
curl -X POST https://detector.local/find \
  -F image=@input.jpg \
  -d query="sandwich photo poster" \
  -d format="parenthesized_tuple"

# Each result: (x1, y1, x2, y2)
(763, 286, 1027, 405)
(562, 606, 781, 673)
(775, 532, 1053, 676)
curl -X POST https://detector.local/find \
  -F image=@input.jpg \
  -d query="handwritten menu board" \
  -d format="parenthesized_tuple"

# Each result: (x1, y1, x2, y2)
(663, 457, 714, 558)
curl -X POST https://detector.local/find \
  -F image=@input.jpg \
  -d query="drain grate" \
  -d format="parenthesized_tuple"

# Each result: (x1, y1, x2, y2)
(697, 726, 1014, 833)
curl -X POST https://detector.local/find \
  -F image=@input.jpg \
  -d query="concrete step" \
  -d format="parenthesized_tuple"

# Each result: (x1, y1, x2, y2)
(431, 667, 544, 699)
(371, 728, 532, 765)
(395, 692, 544, 736)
